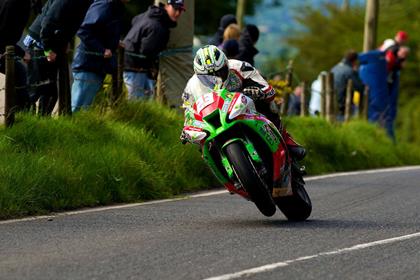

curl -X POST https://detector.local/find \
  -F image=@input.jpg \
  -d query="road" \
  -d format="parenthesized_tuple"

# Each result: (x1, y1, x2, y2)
(1, 167, 419, 280)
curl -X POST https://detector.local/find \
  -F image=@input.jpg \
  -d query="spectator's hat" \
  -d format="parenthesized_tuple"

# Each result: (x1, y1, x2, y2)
(396, 30, 408, 41)
(167, 0, 186, 11)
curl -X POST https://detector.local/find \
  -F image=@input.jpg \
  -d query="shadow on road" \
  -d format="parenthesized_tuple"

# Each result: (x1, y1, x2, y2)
(209, 218, 418, 231)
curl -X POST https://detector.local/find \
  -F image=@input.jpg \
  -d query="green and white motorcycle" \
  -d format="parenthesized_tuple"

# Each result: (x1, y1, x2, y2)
(181, 76, 311, 220)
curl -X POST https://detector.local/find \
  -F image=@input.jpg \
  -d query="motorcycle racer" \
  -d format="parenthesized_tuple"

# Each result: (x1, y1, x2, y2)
(181, 45, 305, 161)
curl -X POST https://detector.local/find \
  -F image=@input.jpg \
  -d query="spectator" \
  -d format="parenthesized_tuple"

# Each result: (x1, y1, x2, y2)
(222, 23, 241, 43)
(379, 30, 408, 52)
(385, 46, 410, 142)
(208, 14, 237, 46)
(0, 0, 31, 111)
(330, 50, 364, 120)
(25, 0, 58, 115)
(288, 85, 303, 116)
(237, 24, 260, 66)
(71, 0, 129, 112)
(123, 0, 185, 100)
(219, 23, 240, 59)
(221, 39, 239, 59)
(309, 71, 327, 116)
(39, 0, 94, 63)
(24, 0, 94, 115)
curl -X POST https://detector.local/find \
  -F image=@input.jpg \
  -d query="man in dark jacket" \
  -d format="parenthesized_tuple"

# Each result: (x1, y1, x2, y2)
(123, 0, 184, 99)
(237, 24, 260, 66)
(40, 0, 94, 62)
(0, 0, 31, 110)
(23, 0, 94, 115)
(330, 50, 364, 120)
(208, 14, 237, 46)
(24, 0, 59, 115)
(71, 0, 129, 112)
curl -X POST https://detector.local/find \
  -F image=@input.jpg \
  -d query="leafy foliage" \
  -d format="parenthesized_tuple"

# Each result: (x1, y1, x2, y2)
(264, 0, 420, 143)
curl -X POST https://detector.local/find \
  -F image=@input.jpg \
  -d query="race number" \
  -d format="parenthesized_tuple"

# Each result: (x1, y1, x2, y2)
(196, 93, 215, 113)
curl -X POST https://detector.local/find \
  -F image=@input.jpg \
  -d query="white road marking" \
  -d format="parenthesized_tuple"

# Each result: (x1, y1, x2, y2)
(203, 231, 420, 280)
(0, 165, 419, 225)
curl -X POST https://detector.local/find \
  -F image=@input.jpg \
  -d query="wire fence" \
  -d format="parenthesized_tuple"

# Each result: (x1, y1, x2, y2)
(1, 44, 367, 127)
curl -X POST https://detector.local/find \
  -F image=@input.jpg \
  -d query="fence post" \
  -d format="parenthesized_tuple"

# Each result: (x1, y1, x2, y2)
(58, 52, 71, 115)
(326, 72, 335, 123)
(112, 45, 125, 106)
(300, 81, 308, 117)
(344, 79, 353, 122)
(281, 60, 293, 116)
(4, 46, 16, 127)
(320, 73, 326, 118)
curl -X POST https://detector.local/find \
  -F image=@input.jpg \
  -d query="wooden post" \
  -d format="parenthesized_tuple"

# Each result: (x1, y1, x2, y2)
(112, 45, 125, 106)
(281, 61, 293, 116)
(58, 52, 71, 115)
(236, 0, 246, 30)
(300, 81, 308, 117)
(363, 0, 379, 52)
(326, 72, 335, 123)
(344, 79, 353, 122)
(320, 73, 327, 118)
(4, 46, 16, 127)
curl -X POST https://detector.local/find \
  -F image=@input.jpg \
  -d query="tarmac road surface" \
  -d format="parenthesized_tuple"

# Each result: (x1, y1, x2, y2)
(1, 166, 419, 280)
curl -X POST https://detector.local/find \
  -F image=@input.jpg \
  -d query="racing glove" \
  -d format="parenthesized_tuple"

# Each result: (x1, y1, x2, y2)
(180, 130, 189, 145)
(243, 86, 266, 101)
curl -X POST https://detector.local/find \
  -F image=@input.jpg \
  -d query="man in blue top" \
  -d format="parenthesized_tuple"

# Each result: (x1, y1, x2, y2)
(71, 0, 129, 112)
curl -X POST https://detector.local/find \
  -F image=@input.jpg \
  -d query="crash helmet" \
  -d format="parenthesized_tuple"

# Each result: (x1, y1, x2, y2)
(193, 45, 229, 80)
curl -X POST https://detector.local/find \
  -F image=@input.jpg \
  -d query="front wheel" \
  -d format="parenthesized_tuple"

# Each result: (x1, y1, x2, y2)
(225, 142, 276, 217)
(275, 176, 312, 221)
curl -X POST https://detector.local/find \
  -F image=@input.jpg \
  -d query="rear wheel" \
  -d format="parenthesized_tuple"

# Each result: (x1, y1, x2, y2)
(275, 175, 312, 221)
(225, 142, 276, 217)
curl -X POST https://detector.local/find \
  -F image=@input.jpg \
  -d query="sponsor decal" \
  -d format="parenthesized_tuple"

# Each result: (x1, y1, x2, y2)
(241, 95, 248, 105)
(222, 100, 231, 113)
(259, 123, 278, 145)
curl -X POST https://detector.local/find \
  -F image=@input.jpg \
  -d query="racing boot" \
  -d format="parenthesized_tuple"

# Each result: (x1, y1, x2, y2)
(282, 129, 306, 161)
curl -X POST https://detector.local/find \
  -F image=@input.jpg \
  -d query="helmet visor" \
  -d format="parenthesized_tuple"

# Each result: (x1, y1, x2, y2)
(197, 75, 224, 90)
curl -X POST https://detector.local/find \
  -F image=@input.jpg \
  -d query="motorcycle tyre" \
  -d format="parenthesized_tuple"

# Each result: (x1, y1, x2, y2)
(225, 142, 276, 217)
(275, 177, 312, 221)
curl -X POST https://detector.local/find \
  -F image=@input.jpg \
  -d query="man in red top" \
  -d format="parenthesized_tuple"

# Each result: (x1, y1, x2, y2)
(380, 31, 408, 72)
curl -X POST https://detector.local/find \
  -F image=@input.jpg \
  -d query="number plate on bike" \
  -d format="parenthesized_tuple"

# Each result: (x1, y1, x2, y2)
(196, 93, 215, 113)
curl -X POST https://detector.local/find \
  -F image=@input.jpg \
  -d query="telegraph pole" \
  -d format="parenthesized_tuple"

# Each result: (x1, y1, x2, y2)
(363, 0, 379, 51)
(342, 0, 350, 11)
(236, 0, 246, 30)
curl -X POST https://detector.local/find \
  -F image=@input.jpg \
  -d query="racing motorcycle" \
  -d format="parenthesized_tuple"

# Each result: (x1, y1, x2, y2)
(181, 76, 311, 220)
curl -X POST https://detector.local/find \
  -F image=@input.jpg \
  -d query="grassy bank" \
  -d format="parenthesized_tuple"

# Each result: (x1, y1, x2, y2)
(0, 101, 217, 219)
(284, 117, 420, 175)
(1, 101, 419, 219)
